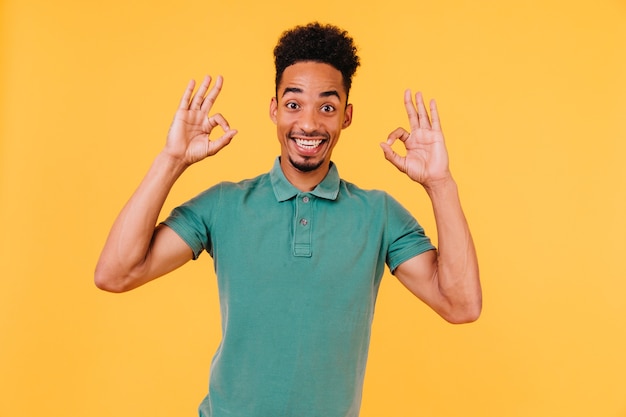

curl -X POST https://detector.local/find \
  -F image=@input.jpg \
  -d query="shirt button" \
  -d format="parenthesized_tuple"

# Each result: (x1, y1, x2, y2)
(300, 218, 308, 226)
(302, 196, 310, 203)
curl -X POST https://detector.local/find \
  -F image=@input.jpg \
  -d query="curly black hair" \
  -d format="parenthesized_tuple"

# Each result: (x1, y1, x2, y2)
(273, 22, 360, 98)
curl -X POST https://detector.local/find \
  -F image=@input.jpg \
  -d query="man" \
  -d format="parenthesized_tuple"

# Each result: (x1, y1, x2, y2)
(95, 22, 481, 417)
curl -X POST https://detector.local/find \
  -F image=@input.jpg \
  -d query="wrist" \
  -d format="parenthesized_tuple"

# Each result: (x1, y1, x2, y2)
(422, 172, 456, 195)
(154, 151, 189, 178)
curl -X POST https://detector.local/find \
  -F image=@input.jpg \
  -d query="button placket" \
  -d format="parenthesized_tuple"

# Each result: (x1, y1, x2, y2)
(293, 194, 313, 257)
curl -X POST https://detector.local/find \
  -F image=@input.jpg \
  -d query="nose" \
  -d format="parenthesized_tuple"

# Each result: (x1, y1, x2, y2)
(298, 108, 319, 133)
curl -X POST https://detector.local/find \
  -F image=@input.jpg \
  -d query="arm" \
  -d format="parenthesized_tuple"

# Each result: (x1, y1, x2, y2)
(94, 75, 237, 293)
(380, 90, 481, 323)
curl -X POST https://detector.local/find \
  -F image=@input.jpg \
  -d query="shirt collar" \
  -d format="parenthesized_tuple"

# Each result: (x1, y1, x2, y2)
(270, 157, 340, 202)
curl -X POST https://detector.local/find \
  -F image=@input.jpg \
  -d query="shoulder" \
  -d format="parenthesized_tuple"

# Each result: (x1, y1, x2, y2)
(190, 172, 271, 202)
(337, 179, 420, 229)
(338, 178, 398, 205)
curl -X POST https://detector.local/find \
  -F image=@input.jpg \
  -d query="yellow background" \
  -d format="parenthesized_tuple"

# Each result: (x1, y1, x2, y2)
(2, 0, 625, 415)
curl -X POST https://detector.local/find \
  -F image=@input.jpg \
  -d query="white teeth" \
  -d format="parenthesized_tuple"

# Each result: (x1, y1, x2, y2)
(295, 139, 323, 149)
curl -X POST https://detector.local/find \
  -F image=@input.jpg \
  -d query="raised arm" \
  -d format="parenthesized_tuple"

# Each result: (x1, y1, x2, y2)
(380, 90, 481, 323)
(94, 76, 237, 293)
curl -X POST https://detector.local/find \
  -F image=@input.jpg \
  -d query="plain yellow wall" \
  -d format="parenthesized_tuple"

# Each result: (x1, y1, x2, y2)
(1, 0, 625, 416)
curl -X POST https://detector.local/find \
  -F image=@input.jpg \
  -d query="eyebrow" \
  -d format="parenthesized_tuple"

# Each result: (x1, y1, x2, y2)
(282, 87, 341, 100)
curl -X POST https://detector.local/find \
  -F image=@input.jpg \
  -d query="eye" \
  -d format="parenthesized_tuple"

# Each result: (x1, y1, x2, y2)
(286, 102, 299, 110)
(321, 104, 335, 113)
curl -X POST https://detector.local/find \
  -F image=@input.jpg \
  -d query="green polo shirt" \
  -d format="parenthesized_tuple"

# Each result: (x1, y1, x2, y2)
(163, 158, 434, 417)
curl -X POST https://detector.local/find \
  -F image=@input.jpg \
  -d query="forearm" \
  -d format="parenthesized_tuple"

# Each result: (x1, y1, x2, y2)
(95, 152, 188, 290)
(425, 176, 481, 321)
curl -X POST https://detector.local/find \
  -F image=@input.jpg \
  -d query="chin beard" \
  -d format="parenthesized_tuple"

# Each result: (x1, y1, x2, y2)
(288, 156, 325, 173)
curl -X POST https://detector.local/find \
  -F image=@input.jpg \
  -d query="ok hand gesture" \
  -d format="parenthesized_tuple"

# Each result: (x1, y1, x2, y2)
(380, 90, 451, 188)
(165, 75, 237, 166)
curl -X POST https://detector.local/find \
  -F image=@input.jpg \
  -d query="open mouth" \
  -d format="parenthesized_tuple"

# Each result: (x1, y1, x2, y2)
(294, 138, 324, 149)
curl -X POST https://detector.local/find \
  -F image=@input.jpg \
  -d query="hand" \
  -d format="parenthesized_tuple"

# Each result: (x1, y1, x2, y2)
(165, 75, 237, 165)
(380, 90, 451, 188)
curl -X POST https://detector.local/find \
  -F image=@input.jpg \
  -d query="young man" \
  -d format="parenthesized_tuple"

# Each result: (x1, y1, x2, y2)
(95, 22, 481, 417)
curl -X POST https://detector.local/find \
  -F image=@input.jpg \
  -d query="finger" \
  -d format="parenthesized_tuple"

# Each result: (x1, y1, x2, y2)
(201, 75, 223, 113)
(206, 112, 231, 133)
(386, 127, 411, 145)
(404, 89, 420, 130)
(178, 79, 196, 110)
(415, 91, 431, 129)
(379, 142, 407, 174)
(209, 128, 238, 155)
(429, 98, 442, 131)
(191, 75, 212, 110)
(200, 75, 224, 113)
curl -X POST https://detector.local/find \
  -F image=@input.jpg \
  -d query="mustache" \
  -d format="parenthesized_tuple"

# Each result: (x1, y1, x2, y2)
(289, 131, 330, 140)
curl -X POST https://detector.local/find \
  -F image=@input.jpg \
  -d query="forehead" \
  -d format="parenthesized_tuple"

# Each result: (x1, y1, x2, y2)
(278, 62, 346, 99)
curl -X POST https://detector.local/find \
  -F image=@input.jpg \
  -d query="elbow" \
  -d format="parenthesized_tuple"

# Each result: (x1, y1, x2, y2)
(441, 297, 482, 324)
(94, 264, 132, 293)
(440, 274, 482, 324)
(445, 306, 481, 324)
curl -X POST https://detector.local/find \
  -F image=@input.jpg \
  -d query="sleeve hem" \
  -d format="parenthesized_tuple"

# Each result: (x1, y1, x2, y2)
(161, 219, 204, 260)
(388, 243, 436, 274)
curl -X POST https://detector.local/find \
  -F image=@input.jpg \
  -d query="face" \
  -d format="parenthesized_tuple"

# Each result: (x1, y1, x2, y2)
(270, 61, 353, 180)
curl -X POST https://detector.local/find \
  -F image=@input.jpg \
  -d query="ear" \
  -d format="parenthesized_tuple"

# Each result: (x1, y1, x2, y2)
(342, 103, 353, 129)
(269, 97, 278, 124)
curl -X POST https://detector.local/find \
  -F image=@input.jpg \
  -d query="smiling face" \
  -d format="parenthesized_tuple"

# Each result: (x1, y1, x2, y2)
(270, 61, 353, 190)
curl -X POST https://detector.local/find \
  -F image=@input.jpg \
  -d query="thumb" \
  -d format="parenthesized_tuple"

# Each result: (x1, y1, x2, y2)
(208, 129, 238, 156)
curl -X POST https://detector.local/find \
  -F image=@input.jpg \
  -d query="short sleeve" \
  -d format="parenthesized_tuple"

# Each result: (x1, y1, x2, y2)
(384, 194, 436, 273)
(161, 185, 221, 260)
